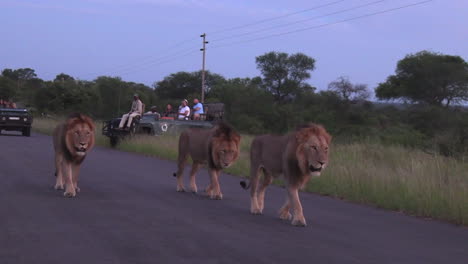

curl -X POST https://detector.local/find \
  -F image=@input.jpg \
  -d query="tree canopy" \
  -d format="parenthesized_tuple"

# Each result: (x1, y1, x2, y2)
(328, 76, 370, 102)
(153, 70, 226, 100)
(255, 52, 316, 102)
(375, 51, 468, 107)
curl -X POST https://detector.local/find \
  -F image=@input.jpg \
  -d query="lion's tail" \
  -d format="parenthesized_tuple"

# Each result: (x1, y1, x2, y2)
(240, 179, 250, 190)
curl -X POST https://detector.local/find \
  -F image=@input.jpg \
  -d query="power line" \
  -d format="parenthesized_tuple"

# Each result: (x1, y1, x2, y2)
(210, 0, 433, 50)
(80, 0, 432, 80)
(100, 45, 199, 75)
(207, 0, 348, 35)
(110, 49, 200, 78)
(81, 1, 349, 79)
(80, 37, 199, 78)
(210, 0, 386, 43)
(85, 1, 347, 78)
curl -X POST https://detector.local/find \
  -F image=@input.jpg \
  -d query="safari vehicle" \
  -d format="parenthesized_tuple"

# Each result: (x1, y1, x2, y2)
(0, 107, 33, 137)
(102, 103, 224, 147)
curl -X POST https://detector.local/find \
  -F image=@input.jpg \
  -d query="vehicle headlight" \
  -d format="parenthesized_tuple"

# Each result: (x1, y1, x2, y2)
(24, 117, 28, 122)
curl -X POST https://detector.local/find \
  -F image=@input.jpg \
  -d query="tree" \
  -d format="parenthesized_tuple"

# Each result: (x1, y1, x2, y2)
(375, 51, 468, 107)
(154, 71, 225, 100)
(255, 51, 316, 102)
(1, 68, 40, 104)
(209, 77, 275, 133)
(0, 76, 16, 100)
(2, 68, 37, 81)
(328, 76, 370, 102)
(54, 73, 75, 82)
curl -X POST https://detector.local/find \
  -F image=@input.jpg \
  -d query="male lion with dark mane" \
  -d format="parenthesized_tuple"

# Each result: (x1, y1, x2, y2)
(53, 113, 95, 197)
(240, 123, 331, 226)
(173, 122, 241, 199)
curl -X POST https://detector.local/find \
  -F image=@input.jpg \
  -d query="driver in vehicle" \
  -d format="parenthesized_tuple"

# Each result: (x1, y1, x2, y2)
(178, 99, 190, 120)
(145, 106, 161, 119)
(118, 94, 143, 129)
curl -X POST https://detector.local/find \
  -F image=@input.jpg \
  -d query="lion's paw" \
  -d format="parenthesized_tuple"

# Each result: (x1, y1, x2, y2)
(54, 184, 64, 191)
(63, 190, 76, 198)
(210, 193, 223, 200)
(189, 185, 198, 194)
(75, 186, 81, 193)
(291, 216, 307, 227)
(279, 211, 292, 220)
(205, 186, 213, 195)
(250, 208, 263, 215)
(176, 186, 185, 192)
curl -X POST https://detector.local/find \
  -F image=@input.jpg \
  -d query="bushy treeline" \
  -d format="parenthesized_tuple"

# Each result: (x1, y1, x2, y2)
(1, 50, 467, 156)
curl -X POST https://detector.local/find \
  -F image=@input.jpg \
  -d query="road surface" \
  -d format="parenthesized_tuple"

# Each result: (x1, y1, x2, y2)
(1, 132, 467, 264)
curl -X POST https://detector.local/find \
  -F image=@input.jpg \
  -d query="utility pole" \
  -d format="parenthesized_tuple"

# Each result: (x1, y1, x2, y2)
(200, 33, 208, 103)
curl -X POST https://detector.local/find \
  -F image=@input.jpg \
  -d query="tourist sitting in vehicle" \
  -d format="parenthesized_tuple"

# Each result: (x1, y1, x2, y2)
(192, 98, 204, 120)
(162, 104, 175, 117)
(118, 94, 143, 129)
(178, 99, 190, 120)
(145, 106, 161, 119)
(0, 99, 16, 109)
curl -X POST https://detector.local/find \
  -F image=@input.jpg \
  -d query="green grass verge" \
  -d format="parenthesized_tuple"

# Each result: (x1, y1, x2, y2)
(33, 118, 468, 225)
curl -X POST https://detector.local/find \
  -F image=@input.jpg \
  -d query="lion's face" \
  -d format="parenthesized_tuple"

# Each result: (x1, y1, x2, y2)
(296, 126, 331, 177)
(65, 117, 95, 157)
(216, 140, 240, 168)
(212, 138, 240, 169)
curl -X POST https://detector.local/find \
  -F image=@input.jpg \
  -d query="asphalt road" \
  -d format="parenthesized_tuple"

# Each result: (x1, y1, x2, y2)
(1, 132, 468, 264)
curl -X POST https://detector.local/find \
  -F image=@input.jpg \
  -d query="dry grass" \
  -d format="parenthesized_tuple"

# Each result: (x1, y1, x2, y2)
(32, 118, 468, 225)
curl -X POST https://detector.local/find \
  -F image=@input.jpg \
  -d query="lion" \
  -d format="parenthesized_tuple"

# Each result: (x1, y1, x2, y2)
(173, 122, 241, 200)
(52, 113, 95, 197)
(240, 123, 331, 226)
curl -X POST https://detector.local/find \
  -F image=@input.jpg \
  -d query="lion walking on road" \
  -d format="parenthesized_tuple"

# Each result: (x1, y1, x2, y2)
(53, 113, 95, 197)
(241, 123, 331, 226)
(173, 122, 241, 200)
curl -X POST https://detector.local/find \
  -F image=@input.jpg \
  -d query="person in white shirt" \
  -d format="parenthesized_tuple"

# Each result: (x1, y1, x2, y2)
(119, 94, 143, 129)
(178, 99, 190, 120)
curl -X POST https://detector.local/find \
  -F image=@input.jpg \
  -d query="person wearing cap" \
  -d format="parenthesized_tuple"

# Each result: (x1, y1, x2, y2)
(192, 98, 204, 120)
(178, 99, 190, 120)
(146, 105, 158, 114)
(119, 93, 143, 129)
(145, 105, 161, 119)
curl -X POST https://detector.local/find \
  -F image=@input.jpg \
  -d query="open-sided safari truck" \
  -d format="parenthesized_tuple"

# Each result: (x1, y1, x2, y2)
(102, 102, 224, 147)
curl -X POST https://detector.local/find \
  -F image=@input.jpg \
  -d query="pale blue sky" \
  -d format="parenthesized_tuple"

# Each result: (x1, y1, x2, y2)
(0, 0, 466, 94)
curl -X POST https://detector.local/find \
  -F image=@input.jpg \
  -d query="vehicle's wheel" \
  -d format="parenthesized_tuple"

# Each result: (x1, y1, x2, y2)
(110, 136, 119, 147)
(22, 127, 31, 137)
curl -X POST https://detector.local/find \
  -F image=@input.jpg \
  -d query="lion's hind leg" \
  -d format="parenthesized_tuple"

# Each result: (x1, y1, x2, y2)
(249, 166, 262, 214)
(278, 196, 292, 221)
(189, 162, 201, 193)
(257, 169, 272, 214)
(54, 153, 64, 190)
